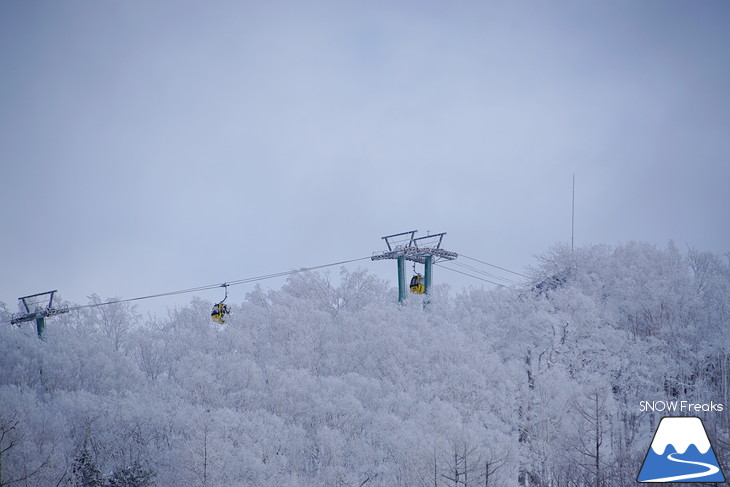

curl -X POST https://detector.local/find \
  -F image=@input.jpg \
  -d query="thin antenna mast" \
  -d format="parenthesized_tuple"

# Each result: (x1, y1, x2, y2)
(571, 173, 575, 251)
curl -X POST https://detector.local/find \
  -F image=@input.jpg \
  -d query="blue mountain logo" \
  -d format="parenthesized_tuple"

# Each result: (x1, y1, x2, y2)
(638, 416, 725, 483)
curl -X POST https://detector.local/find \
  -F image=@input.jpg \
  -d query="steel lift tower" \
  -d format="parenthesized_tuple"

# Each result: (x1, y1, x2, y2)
(372, 230, 458, 302)
(10, 290, 69, 338)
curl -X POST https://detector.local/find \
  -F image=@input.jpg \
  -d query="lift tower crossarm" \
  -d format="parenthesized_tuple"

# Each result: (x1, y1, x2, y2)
(372, 231, 458, 264)
(10, 307, 70, 325)
(379, 230, 417, 252)
(371, 247, 458, 264)
(413, 232, 446, 249)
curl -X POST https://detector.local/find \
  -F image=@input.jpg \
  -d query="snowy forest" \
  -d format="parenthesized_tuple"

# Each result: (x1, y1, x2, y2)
(1, 242, 728, 487)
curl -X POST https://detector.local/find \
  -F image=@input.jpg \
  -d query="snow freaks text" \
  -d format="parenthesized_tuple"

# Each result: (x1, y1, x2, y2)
(639, 401, 724, 413)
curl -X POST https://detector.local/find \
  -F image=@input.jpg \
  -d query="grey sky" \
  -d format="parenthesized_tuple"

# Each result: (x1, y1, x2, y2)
(2, 1, 729, 314)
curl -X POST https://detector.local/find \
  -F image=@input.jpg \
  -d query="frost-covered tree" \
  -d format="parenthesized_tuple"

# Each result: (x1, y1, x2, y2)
(106, 462, 155, 487)
(68, 448, 103, 487)
(83, 295, 140, 353)
(0, 410, 22, 487)
(1, 243, 728, 486)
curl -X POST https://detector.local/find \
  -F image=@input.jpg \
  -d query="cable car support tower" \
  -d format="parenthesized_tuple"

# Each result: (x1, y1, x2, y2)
(10, 290, 69, 338)
(372, 231, 458, 303)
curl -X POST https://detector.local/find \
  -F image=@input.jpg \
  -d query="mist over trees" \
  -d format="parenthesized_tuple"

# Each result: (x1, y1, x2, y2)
(1, 242, 728, 486)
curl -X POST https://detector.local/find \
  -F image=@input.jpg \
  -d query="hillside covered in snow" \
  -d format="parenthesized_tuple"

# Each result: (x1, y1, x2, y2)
(1, 242, 728, 487)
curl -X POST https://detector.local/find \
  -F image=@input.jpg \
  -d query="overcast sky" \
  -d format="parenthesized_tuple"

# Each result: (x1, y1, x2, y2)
(2, 1, 729, 315)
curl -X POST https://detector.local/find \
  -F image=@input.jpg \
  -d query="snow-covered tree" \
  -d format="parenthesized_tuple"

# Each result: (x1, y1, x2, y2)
(1, 243, 728, 486)
(106, 462, 155, 487)
(68, 448, 103, 487)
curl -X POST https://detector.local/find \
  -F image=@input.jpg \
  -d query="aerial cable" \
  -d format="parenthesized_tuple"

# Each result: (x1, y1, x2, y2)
(459, 254, 530, 279)
(451, 260, 512, 281)
(72, 255, 371, 311)
(225, 256, 370, 286)
(449, 261, 521, 284)
(2, 253, 525, 325)
(434, 263, 510, 288)
(2, 255, 372, 322)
